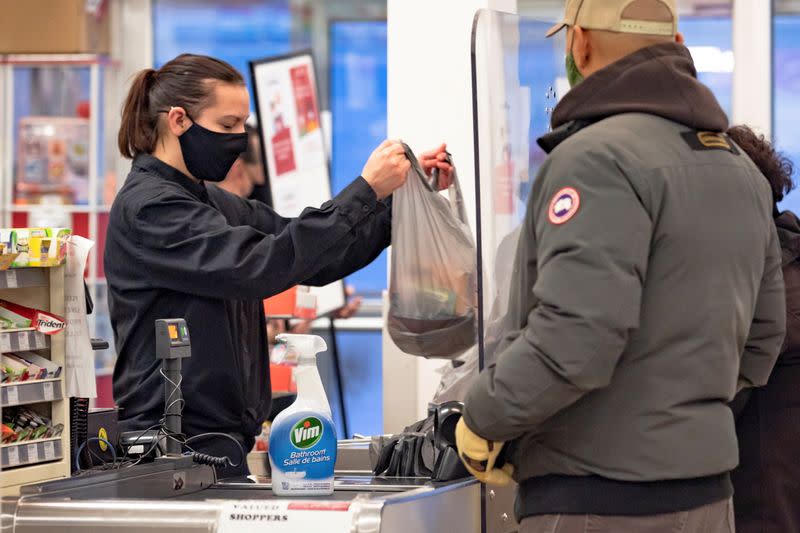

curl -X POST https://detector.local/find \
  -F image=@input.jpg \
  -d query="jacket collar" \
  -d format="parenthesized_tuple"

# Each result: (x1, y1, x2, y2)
(133, 153, 209, 203)
(537, 120, 595, 154)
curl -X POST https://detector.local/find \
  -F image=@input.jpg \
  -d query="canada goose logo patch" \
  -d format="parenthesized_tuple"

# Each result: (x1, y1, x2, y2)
(548, 187, 580, 225)
(681, 131, 740, 154)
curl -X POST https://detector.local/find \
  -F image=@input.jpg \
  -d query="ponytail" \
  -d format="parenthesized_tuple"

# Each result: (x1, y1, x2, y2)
(117, 55, 245, 159)
(118, 68, 158, 159)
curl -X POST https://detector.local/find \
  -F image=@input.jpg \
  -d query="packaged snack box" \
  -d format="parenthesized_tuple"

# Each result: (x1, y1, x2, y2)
(0, 227, 71, 267)
(29, 228, 71, 267)
(0, 230, 19, 270)
(1, 354, 31, 382)
(10, 228, 48, 268)
(15, 351, 61, 378)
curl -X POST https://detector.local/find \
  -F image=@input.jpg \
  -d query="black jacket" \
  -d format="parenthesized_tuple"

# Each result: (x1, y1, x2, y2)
(775, 211, 800, 367)
(105, 154, 390, 438)
(731, 210, 800, 533)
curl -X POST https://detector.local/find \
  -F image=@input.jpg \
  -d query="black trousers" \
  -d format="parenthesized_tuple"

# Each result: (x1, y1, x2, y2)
(732, 364, 800, 533)
(520, 500, 734, 533)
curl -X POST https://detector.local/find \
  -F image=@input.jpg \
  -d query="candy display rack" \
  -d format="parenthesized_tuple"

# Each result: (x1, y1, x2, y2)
(1, 264, 69, 495)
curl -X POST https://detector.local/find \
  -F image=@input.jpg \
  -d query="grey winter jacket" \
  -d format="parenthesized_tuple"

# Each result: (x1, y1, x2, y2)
(463, 42, 786, 517)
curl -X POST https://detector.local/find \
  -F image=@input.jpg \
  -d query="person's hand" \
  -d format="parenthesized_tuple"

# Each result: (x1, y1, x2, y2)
(285, 286, 363, 335)
(419, 143, 454, 190)
(455, 418, 514, 485)
(289, 320, 313, 335)
(333, 286, 363, 319)
(267, 319, 287, 346)
(361, 140, 410, 199)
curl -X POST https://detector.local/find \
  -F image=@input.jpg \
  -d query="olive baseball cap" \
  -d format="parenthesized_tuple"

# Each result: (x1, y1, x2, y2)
(546, 0, 677, 38)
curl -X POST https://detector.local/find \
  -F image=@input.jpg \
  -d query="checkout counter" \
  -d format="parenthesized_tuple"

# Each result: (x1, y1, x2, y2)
(2, 439, 518, 532)
(2, 314, 517, 531)
(2, 9, 561, 532)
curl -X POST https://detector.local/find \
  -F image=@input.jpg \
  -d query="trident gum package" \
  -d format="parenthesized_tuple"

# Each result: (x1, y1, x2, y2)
(0, 300, 65, 335)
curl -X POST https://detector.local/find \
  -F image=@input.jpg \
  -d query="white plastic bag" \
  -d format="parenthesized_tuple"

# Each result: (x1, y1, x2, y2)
(388, 145, 477, 359)
(432, 227, 522, 401)
(432, 347, 479, 403)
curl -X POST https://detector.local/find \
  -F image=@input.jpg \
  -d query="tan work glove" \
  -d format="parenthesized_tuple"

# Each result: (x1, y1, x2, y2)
(455, 418, 514, 485)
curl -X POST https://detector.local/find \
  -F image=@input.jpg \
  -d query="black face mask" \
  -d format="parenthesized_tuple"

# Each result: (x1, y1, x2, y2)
(178, 114, 248, 182)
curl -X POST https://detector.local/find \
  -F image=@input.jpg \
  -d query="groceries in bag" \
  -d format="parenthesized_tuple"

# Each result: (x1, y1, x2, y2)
(388, 145, 477, 359)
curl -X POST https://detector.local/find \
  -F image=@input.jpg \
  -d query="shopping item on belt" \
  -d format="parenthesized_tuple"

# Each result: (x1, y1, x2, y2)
(388, 145, 477, 359)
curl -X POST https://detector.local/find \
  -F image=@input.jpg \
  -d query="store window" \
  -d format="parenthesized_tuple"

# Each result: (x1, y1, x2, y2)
(774, 3, 800, 213)
(330, 20, 388, 296)
(153, 0, 299, 101)
(680, 17, 733, 118)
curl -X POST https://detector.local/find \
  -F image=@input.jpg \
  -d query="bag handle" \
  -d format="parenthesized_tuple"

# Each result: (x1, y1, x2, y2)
(402, 143, 469, 226)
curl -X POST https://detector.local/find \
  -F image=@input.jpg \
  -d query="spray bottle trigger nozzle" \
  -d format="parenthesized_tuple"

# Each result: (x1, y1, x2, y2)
(273, 334, 328, 366)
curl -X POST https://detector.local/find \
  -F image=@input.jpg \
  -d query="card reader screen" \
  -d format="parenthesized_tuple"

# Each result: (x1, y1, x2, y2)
(168, 324, 178, 340)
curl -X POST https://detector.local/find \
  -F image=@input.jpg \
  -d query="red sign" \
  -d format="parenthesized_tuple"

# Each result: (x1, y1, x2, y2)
(271, 127, 296, 177)
(289, 65, 320, 136)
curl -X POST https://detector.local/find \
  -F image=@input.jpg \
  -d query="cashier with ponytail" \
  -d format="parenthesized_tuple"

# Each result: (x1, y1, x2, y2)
(105, 54, 451, 476)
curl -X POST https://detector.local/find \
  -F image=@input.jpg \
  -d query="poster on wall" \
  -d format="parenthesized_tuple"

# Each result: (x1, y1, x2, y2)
(250, 51, 346, 317)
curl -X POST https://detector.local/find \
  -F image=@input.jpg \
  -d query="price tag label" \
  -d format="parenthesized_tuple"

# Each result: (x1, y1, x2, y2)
(0, 335, 10, 353)
(43, 441, 56, 461)
(18, 333, 30, 351)
(28, 443, 40, 463)
(7, 446, 20, 467)
(33, 332, 44, 349)
(6, 386, 19, 405)
(43, 381, 54, 401)
(5, 270, 18, 288)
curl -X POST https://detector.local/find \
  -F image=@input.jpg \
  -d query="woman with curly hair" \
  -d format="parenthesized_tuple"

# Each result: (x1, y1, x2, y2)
(728, 125, 800, 533)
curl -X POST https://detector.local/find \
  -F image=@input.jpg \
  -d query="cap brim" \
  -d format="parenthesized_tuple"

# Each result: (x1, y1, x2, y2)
(545, 22, 567, 38)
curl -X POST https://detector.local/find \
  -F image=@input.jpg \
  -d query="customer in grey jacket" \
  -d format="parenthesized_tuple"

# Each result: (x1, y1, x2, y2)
(457, 0, 786, 531)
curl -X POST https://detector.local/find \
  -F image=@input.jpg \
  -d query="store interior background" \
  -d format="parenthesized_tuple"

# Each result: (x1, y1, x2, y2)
(1, 0, 798, 439)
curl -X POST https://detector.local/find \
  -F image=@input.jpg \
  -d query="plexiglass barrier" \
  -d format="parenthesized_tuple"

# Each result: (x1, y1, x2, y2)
(472, 10, 566, 369)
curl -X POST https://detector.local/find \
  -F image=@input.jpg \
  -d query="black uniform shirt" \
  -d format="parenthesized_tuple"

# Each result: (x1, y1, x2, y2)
(105, 154, 390, 438)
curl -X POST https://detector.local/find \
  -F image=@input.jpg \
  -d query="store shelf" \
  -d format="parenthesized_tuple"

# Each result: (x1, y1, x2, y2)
(0, 268, 48, 289)
(1, 438, 62, 469)
(0, 459, 68, 495)
(2, 379, 62, 407)
(0, 329, 49, 354)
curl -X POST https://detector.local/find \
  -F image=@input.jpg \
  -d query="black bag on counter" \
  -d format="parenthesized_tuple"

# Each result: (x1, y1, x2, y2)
(370, 401, 470, 482)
